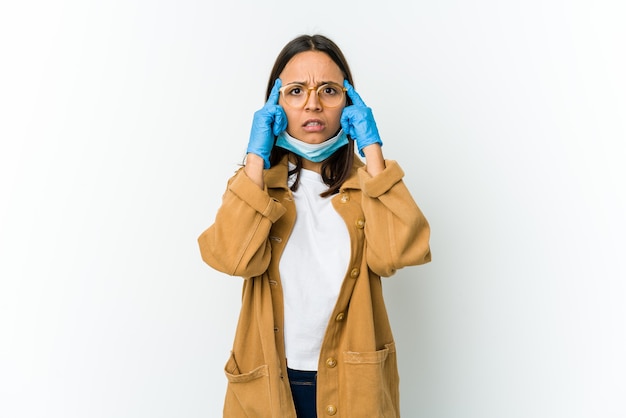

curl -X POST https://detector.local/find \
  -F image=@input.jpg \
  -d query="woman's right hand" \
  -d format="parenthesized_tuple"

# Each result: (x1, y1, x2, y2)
(246, 79, 287, 169)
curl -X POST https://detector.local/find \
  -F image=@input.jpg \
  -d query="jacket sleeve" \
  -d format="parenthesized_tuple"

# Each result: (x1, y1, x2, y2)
(358, 160, 431, 277)
(197, 168, 286, 277)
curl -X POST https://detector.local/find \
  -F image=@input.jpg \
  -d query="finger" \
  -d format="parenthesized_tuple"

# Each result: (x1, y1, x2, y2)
(267, 78, 282, 105)
(340, 108, 355, 137)
(272, 106, 287, 136)
(343, 80, 366, 107)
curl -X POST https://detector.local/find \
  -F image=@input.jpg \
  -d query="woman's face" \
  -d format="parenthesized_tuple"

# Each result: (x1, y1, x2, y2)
(278, 51, 346, 144)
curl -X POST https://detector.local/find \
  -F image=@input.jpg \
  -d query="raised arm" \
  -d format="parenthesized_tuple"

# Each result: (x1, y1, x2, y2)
(198, 167, 286, 278)
(359, 161, 431, 277)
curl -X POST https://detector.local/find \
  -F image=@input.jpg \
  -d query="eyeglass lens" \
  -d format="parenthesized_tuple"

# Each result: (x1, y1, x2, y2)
(281, 83, 345, 108)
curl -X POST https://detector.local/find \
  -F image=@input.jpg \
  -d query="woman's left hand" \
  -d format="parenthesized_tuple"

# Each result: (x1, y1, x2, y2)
(341, 80, 383, 156)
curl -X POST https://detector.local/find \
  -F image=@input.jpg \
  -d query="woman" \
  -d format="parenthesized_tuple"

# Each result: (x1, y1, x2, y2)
(198, 34, 431, 418)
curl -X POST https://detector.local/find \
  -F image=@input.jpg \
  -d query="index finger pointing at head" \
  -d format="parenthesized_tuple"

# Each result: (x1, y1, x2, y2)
(267, 78, 282, 105)
(343, 80, 366, 107)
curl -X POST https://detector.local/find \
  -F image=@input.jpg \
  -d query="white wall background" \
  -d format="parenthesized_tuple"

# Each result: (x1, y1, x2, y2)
(1, 1, 625, 417)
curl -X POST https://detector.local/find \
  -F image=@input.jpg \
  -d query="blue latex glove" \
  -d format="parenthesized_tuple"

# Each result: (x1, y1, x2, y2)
(340, 80, 383, 157)
(246, 79, 287, 168)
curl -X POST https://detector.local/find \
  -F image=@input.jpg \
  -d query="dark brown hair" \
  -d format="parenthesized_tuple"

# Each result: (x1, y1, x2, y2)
(266, 34, 355, 197)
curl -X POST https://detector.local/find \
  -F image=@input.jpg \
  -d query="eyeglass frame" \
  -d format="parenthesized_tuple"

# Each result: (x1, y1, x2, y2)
(279, 82, 348, 109)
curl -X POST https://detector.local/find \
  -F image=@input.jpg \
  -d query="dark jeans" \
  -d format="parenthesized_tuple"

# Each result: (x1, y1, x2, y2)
(287, 368, 317, 418)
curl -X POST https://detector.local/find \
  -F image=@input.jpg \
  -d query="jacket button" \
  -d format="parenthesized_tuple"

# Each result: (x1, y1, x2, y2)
(326, 405, 337, 415)
(326, 357, 337, 368)
(340, 193, 349, 203)
(350, 268, 359, 278)
(355, 218, 365, 229)
(335, 312, 345, 321)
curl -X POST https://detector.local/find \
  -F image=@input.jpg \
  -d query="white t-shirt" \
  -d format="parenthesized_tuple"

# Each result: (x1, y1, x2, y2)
(279, 167, 350, 371)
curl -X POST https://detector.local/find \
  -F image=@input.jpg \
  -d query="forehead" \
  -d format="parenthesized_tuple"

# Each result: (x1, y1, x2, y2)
(279, 51, 343, 83)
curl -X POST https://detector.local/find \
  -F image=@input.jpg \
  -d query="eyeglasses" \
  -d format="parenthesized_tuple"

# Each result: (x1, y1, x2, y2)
(279, 82, 347, 109)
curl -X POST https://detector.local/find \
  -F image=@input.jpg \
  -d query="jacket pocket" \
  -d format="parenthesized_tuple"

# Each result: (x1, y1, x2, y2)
(223, 351, 272, 417)
(342, 342, 400, 417)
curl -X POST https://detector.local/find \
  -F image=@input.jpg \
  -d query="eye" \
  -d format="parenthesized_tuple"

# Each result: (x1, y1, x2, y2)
(320, 85, 339, 96)
(286, 85, 304, 96)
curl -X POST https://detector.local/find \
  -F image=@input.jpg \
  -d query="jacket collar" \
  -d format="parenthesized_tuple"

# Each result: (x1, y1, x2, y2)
(264, 156, 290, 190)
(264, 155, 364, 191)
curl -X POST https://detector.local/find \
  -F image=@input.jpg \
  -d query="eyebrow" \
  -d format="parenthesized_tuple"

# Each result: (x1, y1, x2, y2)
(284, 80, 342, 87)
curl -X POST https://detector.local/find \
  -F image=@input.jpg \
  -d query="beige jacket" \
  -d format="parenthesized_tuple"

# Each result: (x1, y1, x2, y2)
(198, 156, 431, 417)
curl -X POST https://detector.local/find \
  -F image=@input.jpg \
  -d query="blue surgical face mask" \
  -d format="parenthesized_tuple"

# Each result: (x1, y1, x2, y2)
(275, 130, 349, 162)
